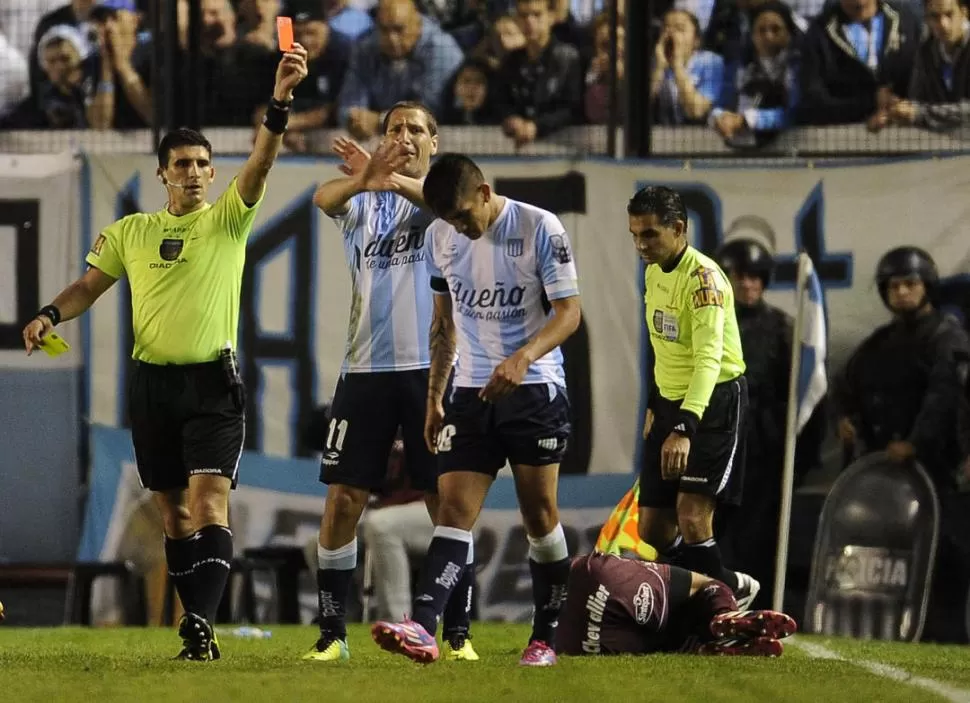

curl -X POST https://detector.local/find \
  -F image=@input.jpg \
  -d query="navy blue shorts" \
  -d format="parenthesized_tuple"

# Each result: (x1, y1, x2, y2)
(319, 369, 438, 492)
(437, 383, 572, 476)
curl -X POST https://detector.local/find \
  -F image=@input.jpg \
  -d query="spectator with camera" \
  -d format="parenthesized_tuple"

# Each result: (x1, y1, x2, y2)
(495, 0, 582, 147)
(336, 0, 464, 141)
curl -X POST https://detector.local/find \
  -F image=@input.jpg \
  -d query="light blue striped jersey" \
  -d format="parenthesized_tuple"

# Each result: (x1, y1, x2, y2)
(427, 198, 580, 388)
(332, 191, 435, 372)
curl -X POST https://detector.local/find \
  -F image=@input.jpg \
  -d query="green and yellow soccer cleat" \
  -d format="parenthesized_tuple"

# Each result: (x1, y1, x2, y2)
(444, 634, 480, 661)
(302, 635, 350, 662)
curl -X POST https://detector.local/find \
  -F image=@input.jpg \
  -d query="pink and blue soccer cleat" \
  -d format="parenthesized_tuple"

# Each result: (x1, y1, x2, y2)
(519, 639, 557, 667)
(371, 619, 440, 664)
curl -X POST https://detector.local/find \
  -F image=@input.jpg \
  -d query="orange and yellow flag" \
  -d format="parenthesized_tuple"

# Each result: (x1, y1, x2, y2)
(594, 479, 658, 561)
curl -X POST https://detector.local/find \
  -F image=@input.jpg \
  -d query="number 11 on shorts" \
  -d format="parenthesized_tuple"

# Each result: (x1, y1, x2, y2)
(327, 418, 348, 451)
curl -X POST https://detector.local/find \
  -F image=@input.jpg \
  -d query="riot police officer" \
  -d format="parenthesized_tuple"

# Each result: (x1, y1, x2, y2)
(835, 247, 969, 487)
(714, 238, 824, 608)
(835, 247, 970, 642)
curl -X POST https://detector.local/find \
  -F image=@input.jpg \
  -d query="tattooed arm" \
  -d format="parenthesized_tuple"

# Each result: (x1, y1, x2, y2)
(424, 292, 457, 453)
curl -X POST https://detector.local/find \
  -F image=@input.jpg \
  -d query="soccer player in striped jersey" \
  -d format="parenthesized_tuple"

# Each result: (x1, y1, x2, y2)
(372, 153, 582, 667)
(304, 103, 478, 662)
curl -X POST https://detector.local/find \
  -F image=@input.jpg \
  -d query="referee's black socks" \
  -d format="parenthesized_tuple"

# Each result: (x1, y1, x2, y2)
(680, 538, 739, 591)
(192, 524, 234, 622)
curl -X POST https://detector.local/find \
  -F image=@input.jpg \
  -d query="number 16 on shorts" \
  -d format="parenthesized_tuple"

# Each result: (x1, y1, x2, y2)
(437, 424, 456, 453)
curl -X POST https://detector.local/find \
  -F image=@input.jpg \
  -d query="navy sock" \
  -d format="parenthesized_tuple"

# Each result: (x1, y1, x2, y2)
(527, 524, 570, 644)
(412, 527, 472, 636)
(192, 524, 234, 622)
(165, 533, 198, 614)
(316, 539, 357, 641)
(442, 557, 475, 640)
(680, 539, 739, 591)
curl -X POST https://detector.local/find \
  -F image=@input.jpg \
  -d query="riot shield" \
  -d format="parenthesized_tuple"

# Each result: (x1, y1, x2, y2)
(804, 452, 940, 642)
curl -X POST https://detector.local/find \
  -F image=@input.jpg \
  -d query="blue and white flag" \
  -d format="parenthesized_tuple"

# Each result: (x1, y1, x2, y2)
(796, 254, 827, 433)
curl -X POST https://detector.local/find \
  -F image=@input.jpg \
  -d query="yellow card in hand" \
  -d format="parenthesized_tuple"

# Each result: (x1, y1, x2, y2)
(38, 332, 71, 357)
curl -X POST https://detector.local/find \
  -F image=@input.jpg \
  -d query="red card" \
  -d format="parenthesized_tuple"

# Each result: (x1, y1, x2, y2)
(277, 16, 294, 52)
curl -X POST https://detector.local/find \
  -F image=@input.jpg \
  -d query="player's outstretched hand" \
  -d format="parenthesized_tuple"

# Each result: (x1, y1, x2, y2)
(660, 432, 690, 480)
(480, 351, 531, 403)
(274, 42, 308, 98)
(333, 137, 370, 178)
(358, 140, 410, 192)
(424, 401, 446, 454)
(22, 316, 53, 356)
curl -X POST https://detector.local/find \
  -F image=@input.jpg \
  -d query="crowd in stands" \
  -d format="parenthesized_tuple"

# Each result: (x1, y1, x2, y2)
(0, 0, 968, 149)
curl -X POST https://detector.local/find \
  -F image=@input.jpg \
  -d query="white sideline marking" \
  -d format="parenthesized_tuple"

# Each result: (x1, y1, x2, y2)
(792, 639, 970, 703)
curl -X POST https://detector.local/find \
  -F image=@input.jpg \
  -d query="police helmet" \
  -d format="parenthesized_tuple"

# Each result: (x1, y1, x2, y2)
(715, 238, 774, 288)
(875, 246, 938, 306)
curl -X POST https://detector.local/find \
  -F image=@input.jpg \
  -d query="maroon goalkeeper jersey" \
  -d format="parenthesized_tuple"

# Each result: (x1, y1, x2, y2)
(556, 554, 685, 655)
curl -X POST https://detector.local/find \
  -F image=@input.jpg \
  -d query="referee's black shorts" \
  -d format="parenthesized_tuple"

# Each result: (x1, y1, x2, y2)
(639, 376, 748, 508)
(128, 360, 245, 492)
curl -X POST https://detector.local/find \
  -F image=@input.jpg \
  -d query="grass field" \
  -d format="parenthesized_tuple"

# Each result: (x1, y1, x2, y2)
(1, 624, 969, 702)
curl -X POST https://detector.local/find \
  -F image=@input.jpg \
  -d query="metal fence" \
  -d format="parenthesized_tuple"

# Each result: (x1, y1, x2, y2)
(2, 0, 967, 158)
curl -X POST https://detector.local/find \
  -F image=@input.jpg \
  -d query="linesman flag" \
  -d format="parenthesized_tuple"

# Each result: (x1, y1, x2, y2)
(797, 255, 828, 432)
(594, 479, 658, 561)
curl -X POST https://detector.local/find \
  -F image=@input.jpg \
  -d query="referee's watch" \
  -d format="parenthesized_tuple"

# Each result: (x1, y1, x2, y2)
(672, 411, 699, 439)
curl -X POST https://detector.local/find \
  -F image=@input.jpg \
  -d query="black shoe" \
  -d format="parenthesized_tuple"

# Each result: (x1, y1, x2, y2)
(174, 612, 215, 662)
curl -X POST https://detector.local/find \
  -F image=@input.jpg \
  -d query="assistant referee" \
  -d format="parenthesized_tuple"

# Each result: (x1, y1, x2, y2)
(627, 185, 758, 609)
(22, 46, 309, 661)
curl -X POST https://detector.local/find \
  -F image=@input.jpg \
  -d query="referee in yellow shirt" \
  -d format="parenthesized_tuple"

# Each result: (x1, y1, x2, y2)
(628, 185, 759, 609)
(22, 46, 309, 660)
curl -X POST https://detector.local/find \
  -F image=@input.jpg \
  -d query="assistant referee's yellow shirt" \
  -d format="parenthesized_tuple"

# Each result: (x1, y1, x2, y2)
(645, 245, 745, 419)
(85, 179, 264, 364)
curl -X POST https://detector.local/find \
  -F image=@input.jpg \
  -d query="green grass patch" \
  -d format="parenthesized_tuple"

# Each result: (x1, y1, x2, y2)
(0, 624, 964, 702)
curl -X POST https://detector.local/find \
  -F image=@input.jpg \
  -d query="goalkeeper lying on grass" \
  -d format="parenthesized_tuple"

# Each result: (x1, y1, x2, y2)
(556, 553, 797, 657)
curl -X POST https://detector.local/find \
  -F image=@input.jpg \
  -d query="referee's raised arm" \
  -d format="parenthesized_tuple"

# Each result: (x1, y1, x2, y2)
(235, 43, 310, 206)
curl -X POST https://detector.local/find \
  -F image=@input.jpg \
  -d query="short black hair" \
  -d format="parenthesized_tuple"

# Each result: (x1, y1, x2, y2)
(423, 153, 485, 217)
(627, 185, 688, 231)
(157, 127, 212, 168)
(381, 101, 438, 137)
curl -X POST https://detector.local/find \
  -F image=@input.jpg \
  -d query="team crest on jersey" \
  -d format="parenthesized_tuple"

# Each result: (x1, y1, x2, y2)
(550, 234, 572, 264)
(159, 238, 184, 261)
(90, 233, 106, 256)
(506, 238, 524, 257)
